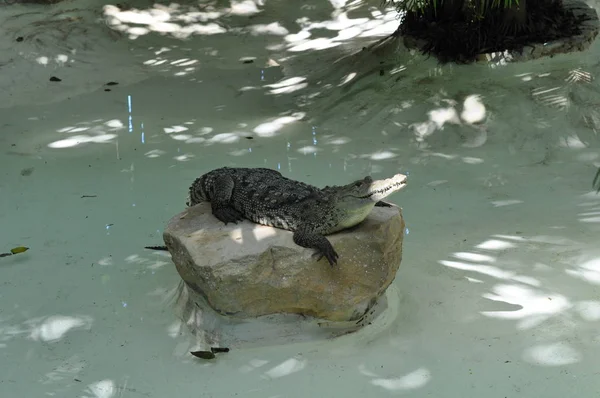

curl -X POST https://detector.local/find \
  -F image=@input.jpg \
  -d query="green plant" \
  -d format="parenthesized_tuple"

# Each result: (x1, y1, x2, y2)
(383, 0, 520, 15)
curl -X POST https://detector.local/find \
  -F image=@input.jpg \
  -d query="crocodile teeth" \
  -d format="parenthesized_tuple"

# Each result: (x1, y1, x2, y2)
(363, 180, 405, 198)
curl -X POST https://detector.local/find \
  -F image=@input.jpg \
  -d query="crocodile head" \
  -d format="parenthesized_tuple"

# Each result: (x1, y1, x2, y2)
(323, 173, 408, 231)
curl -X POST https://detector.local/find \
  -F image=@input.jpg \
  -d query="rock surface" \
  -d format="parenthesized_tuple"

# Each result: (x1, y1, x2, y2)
(163, 202, 405, 322)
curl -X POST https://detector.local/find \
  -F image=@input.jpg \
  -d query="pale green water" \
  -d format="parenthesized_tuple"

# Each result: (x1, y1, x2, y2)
(2, 0, 600, 397)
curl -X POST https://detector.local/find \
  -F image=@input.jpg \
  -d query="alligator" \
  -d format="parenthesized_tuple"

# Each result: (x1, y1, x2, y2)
(146, 167, 408, 266)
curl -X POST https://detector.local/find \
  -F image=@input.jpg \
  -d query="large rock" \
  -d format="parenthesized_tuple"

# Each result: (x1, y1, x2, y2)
(163, 203, 405, 322)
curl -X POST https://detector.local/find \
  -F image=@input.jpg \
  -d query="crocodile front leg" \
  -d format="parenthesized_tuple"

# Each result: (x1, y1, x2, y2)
(293, 227, 339, 267)
(211, 175, 244, 224)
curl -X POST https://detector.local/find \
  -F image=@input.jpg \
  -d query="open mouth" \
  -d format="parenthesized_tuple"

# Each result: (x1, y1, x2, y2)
(360, 177, 407, 199)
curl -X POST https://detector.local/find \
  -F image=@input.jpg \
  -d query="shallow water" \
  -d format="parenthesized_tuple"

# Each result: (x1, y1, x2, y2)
(2, 0, 600, 397)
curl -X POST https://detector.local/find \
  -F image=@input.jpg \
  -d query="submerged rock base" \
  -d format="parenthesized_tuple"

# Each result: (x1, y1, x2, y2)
(170, 278, 396, 350)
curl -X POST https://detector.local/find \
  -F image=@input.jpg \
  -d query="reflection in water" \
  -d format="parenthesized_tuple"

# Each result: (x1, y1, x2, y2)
(128, 95, 133, 134)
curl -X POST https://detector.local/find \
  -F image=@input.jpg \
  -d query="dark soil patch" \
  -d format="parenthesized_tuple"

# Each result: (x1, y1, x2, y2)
(399, 0, 587, 63)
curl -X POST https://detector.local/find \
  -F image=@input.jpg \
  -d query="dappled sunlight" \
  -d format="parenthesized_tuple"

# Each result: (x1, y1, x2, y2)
(142, 46, 201, 76)
(297, 145, 321, 155)
(103, 0, 399, 48)
(491, 199, 524, 207)
(47, 109, 309, 158)
(150, 113, 307, 148)
(558, 134, 588, 149)
(0, 313, 91, 351)
(239, 358, 270, 373)
(475, 238, 517, 250)
(41, 354, 86, 384)
(437, 213, 600, 367)
(80, 377, 151, 398)
(103, 3, 228, 40)
(82, 379, 116, 398)
(124, 253, 170, 271)
(566, 256, 600, 285)
(49, 119, 125, 149)
(28, 315, 93, 343)
(481, 284, 571, 327)
(577, 191, 600, 223)
(370, 368, 431, 392)
(575, 300, 600, 321)
(359, 364, 431, 392)
(524, 66, 600, 145)
(452, 251, 495, 263)
(578, 209, 600, 223)
(460, 95, 486, 124)
(528, 68, 594, 117)
(365, 150, 397, 160)
(262, 357, 307, 379)
(523, 342, 581, 366)
(532, 86, 569, 110)
(411, 94, 488, 148)
(98, 0, 400, 85)
(440, 259, 530, 281)
(284, 2, 398, 52)
(175, 152, 196, 161)
(250, 225, 277, 241)
(253, 113, 306, 136)
(265, 77, 308, 95)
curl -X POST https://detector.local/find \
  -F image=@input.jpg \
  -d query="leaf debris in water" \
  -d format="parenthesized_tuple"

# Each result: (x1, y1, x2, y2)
(1, 246, 29, 257)
(20, 167, 34, 176)
(190, 347, 230, 360)
(11, 246, 29, 254)
(190, 351, 215, 360)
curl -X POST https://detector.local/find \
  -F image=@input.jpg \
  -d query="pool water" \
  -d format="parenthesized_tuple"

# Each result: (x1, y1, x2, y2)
(2, 0, 600, 397)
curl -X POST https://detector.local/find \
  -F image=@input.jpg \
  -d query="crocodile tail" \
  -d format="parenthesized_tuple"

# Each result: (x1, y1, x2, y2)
(144, 245, 168, 251)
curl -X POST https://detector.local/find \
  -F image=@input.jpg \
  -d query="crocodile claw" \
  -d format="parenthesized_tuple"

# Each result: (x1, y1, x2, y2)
(213, 206, 244, 225)
(313, 247, 339, 267)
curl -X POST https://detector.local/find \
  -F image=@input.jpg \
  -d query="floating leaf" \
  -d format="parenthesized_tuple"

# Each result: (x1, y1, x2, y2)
(190, 347, 230, 359)
(190, 350, 215, 360)
(10, 246, 29, 254)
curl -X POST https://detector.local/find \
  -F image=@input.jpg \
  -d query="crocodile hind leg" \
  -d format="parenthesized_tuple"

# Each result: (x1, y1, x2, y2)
(210, 175, 244, 224)
(293, 228, 339, 267)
